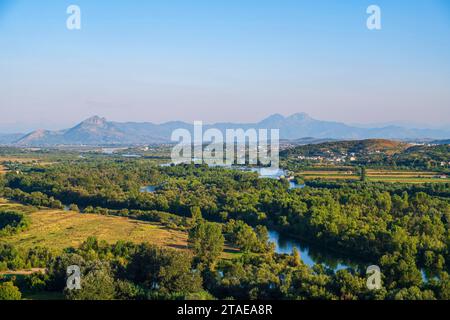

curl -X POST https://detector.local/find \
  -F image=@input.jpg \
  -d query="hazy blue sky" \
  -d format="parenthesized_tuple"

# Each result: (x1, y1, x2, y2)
(1, 0, 450, 132)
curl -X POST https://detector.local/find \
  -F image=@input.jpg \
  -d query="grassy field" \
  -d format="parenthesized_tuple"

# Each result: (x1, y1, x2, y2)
(367, 177, 448, 183)
(301, 171, 359, 181)
(0, 200, 188, 252)
(0, 198, 36, 213)
(366, 170, 436, 176)
(2, 210, 189, 251)
(0, 199, 239, 260)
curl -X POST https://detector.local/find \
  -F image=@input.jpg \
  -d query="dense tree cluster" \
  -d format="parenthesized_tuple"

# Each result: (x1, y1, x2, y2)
(1, 158, 449, 300)
(2, 234, 449, 300)
(0, 210, 30, 236)
(0, 244, 52, 271)
(2, 237, 206, 300)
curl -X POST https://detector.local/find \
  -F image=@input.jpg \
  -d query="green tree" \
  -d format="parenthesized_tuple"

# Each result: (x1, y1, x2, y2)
(331, 270, 367, 300)
(69, 204, 80, 212)
(391, 286, 435, 300)
(190, 206, 203, 224)
(359, 166, 367, 182)
(115, 280, 144, 300)
(189, 221, 224, 268)
(235, 224, 259, 253)
(47, 253, 86, 291)
(126, 244, 203, 297)
(0, 281, 22, 300)
(65, 261, 116, 300)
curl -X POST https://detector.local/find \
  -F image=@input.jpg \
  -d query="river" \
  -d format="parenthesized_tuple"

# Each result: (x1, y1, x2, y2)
(140, 185, 157, 193)
(268, 230, 366, 271)
(154, 164, 363, 270)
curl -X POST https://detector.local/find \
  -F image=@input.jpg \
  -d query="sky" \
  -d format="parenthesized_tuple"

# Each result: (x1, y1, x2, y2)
(0, 0, 450, 133)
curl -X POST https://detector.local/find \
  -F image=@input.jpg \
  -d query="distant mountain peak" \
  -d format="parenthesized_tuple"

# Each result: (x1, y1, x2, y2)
(288, 112, 312, 121)
(261, 113, 285, 122)
(81, 115, 107, 126)
(14, 128, 61, 146)
(22, 129, 50, 139)
(33, 128, 47, 134)
(261, 112, 313, 124)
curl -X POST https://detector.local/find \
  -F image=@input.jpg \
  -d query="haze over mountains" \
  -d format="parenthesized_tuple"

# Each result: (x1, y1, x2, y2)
(3, 113, 450, 146)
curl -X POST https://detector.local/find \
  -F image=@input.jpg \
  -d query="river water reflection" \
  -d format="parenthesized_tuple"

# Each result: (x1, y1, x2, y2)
(139, 185, 157, 193)
(268, 230, 366, 271)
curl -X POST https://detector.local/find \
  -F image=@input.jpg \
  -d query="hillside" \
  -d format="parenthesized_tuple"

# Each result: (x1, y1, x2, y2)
(432, 139, 450, 145)
(0, 133, 24, 145)
(393, 144, 450, 167)
(281, 139, 410, 158)
(281, 139, 450, 171)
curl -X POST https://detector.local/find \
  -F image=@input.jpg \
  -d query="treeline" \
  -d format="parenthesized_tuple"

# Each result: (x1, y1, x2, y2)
(306, 180, 450, 199)
(1, 187, 63, 209)
(2, 161, 450, 297)
(1, 236, 449, 300)
(0, 244, 51, 271)
(0, 238, 206, 300)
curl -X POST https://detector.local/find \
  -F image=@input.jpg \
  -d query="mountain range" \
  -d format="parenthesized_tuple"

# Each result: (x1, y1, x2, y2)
(3, 113, 450, 146)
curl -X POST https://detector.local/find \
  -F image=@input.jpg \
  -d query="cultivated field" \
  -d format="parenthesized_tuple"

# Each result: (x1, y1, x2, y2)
(299, 168, 448, 183)
(0, 156, 42, 163)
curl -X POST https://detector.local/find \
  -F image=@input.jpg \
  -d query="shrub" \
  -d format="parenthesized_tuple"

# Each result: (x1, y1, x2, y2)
(0, 281, 22, 300)
(0, 210, 30, 236)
